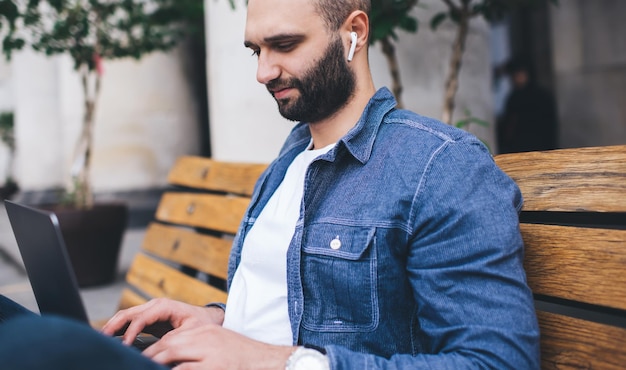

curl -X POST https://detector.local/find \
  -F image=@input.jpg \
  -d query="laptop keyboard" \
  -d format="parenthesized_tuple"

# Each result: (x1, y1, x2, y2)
(113, 334, 159, 351)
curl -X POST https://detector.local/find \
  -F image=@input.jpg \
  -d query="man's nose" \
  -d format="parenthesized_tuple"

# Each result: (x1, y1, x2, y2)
(256, 52, 281, 85)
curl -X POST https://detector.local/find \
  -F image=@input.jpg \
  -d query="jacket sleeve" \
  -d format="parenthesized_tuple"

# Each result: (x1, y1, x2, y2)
(325, 140, 540, 369)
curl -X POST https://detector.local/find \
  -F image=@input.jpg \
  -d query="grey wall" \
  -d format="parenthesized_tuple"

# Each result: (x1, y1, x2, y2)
(3, 46, 201, 194)
(550, 0, 626, 148)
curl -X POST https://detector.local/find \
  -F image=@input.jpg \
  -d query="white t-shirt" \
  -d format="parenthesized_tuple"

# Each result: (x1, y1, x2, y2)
(222, 141, 335, 345)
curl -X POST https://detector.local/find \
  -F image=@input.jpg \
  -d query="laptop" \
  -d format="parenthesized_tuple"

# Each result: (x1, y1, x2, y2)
(4, 200, 157, 350)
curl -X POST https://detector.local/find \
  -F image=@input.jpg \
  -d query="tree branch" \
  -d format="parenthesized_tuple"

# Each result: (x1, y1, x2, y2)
(441, 0, 471, 124)
(380, 36, 404, 109)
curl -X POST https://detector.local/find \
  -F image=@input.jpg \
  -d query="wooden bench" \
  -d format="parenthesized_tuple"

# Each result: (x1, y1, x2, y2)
(115, 146, 626, 369)
(116, 156, 267, 310)
(494, 144, 626, 369)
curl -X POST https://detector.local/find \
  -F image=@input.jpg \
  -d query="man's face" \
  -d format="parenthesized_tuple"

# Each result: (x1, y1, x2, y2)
(245, 0, 356, 123)
(267, 36, 356, 123)
(512, 70, 529, 88)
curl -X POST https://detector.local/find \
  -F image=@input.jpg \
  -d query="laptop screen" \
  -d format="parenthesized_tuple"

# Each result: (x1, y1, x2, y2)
(4, 200, 89, 323)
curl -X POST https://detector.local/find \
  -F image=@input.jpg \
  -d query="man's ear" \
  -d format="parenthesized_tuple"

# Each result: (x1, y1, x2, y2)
(343, 10, 369, 58)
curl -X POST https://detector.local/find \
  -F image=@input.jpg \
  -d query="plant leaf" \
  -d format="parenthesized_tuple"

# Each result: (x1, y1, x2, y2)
(399, 15, 418, 33)
(430, 12, 447, 30)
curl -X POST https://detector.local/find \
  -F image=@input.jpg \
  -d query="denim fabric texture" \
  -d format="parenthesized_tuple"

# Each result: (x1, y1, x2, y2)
(228, 88, 540, 369)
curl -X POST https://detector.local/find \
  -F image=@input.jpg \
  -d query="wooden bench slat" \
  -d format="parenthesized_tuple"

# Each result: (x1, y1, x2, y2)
(167, 156, 266, 196)
(522, 223, 626, 310)
(494, 145, 626, 212)
(118, 157, 253, 313)
(126, 253, 228, 306)
(117, 288, 149, 310)
(537, 311, 626, 370)
(495, 146, 626, 368)
(155, 192, 249, 234)
(141, 222, 231, 280)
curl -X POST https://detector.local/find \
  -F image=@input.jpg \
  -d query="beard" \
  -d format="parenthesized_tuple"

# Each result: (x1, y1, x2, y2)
(266, 36, 356, 123)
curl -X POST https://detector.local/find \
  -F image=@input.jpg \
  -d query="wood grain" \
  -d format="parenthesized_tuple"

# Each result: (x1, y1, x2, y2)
(155, 192, 250, 234)
(141, 222, 231, 280)
(521, 223, 626, 310)
(537, 311, 626, 370)
(494, 145, 626, 212)
(496, 146, 626, 369)
(125, 253, 228, 306)
(167, 156, 267, 196)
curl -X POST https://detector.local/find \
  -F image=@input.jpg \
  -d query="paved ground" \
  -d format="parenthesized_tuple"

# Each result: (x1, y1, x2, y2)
(0, 202, 146, 322)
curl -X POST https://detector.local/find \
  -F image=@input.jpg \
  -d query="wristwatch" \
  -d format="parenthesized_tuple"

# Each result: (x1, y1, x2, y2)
(285, 347, 330, 370)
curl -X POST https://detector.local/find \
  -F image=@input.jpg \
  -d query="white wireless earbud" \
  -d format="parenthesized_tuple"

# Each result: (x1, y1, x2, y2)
(348, 32, 357, 62)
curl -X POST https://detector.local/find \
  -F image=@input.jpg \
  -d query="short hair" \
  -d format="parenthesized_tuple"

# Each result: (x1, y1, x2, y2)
(505, 55, 536, 80)
(314, 0, 371, 31)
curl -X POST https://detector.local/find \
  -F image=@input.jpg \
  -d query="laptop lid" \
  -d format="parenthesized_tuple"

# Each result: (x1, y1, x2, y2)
(4, 200, 89, 323)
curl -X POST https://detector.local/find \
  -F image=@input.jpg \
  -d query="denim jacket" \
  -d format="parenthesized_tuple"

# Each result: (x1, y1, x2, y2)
(228, 88, 540, 369)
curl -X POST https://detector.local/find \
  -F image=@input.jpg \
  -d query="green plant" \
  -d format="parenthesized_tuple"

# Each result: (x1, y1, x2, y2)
(454, 107, 491, 151)
(0, 0, 200, 208)
(369, 0, 419, 109)
(0, 111, 15, 152)
(0, 111, 15, 183)
(454, 108, 488, 130)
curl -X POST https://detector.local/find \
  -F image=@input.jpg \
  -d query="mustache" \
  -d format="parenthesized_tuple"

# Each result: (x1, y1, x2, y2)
(266, 78, 300, 94)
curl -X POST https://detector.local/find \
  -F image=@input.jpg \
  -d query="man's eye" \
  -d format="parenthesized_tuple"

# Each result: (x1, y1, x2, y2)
(250, 49, 260, 57)
(275, 43, 296, 52)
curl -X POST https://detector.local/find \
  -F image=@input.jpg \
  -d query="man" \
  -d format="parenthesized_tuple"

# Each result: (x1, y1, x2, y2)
(0, 0, 540, 369)
(497, 56, 558, 153)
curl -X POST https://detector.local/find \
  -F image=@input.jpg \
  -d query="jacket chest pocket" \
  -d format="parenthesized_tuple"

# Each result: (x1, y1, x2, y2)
(301, 224, 378, 332)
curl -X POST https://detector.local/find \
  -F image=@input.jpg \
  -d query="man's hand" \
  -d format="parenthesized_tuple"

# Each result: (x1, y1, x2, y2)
(143, 322, 294, 369)
(101, 298, 225, 345)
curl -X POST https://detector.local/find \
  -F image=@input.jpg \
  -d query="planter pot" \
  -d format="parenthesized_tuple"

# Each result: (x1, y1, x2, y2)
(40, 203, 128, 287)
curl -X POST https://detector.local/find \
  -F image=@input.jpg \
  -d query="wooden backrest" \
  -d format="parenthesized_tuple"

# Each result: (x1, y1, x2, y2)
(494, 145, 626, 369)
(118, 156, 267, 310)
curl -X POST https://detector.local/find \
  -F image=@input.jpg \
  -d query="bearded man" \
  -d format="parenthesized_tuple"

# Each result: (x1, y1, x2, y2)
(0, 0, 539, 369)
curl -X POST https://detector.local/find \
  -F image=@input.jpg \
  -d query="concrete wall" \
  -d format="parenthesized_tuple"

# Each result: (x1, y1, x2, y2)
(205, 0, 293, 164)
(550, 0, 626, 148)
(8, 46, 201, 193)
(206, 0, 494, 163)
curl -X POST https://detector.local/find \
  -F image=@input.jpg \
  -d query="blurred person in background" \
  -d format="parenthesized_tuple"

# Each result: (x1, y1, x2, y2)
(497, 56, 558, 153)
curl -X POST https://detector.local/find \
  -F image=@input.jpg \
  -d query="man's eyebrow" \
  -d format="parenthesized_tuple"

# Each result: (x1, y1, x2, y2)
(264, 34, 305, 43)
(244, 33, 305, 48)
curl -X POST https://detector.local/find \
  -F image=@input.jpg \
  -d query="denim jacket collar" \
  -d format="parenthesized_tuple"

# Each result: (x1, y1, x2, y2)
(282, 87, 397, 164)
(340, 87, 396, 164)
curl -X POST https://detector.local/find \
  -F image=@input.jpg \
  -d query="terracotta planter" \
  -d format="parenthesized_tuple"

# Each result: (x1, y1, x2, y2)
(40, 203, 128, 287)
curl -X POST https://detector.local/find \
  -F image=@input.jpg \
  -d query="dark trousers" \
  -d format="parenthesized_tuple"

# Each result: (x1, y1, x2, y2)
(0, 295, 167, 370)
